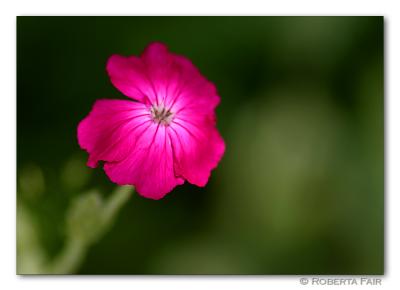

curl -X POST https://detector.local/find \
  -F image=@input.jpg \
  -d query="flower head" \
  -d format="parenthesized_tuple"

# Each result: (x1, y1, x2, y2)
(77, 42, 225, 200)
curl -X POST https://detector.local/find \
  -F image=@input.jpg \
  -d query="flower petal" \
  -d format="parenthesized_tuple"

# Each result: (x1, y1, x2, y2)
(77, 99, 151, 167)
(104, 124, 184, 200)
(107, 42, 220, 114)
(146, 44, 220, 114)
(169, 114, 225, 186)
(106, 54, 158, 105)
(164, 54, 220, 114)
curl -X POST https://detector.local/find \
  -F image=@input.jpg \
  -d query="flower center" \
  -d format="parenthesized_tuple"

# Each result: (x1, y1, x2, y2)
(150, 104, 174, 126)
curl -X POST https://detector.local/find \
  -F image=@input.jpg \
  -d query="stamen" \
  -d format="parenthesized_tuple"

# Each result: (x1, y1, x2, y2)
(150, 104, 174, 126)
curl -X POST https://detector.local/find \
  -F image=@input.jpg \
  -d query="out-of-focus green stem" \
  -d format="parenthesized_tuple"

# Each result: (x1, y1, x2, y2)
(47, 186, 134, 274)
(102, 186, 133, 228)
(47, 239, 86, 274)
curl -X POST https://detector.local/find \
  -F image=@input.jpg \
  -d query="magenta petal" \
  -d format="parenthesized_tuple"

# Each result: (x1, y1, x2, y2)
(108, 42, 220, 114)
(165, 55, 220, 114)
(77, 99, 151, 167)
(104, 125, 184, 200)
(169, 115, 225, 187)
(106, 54, 157, 104)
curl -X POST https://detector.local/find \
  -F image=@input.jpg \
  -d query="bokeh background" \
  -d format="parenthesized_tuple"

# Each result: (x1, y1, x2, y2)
(17, 16, 384, 274)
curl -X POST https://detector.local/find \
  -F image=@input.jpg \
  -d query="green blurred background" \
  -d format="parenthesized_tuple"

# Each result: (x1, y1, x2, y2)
(17, 16, 384, 274)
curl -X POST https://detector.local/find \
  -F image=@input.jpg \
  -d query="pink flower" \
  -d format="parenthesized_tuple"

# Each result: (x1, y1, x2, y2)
(77, 42, 225, 200)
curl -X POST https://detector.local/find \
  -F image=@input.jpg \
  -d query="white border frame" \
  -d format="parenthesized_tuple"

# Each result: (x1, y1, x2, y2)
(2, 0, 398, 289)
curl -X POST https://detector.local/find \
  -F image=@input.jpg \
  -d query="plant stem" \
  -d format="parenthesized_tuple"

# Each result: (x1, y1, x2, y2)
(48, 186, 134, 274)
(47, 238, 86, 274)
(103, 185, 133, 228)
